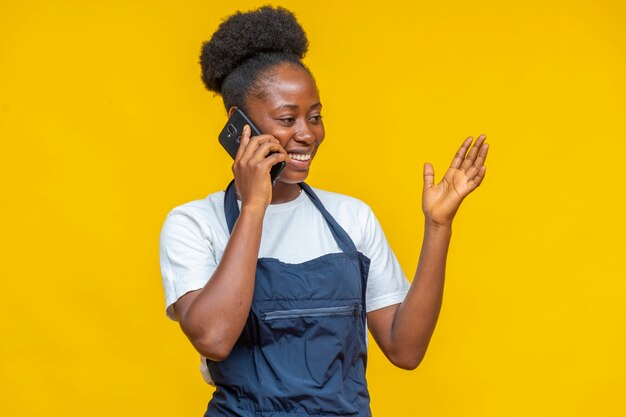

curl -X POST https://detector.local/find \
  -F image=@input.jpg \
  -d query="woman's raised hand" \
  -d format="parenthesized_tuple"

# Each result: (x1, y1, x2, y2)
(422, 134, 489, 228)
(232, 124, 289, 210)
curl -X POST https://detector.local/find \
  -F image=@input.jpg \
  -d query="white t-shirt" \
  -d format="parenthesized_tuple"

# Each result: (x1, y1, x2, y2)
(159, 185, 411, 382)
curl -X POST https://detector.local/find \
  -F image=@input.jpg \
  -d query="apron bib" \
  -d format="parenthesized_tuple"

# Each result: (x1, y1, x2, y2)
(204, 181, 372, 417)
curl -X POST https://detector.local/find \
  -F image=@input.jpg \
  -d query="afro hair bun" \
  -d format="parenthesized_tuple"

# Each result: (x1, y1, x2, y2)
(200, 6, 309, 94)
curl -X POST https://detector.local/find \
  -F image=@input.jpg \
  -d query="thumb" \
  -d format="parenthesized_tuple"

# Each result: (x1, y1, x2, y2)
(423, 162, 435, 191)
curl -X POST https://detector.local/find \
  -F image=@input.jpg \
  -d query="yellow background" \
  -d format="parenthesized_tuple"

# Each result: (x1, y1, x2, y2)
(1, 0, 625, 416)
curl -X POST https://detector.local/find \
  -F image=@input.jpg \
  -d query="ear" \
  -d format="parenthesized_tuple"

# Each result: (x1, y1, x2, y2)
(227, 106, 238, 117)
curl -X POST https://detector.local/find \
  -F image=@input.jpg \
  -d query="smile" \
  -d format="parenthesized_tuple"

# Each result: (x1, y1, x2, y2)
(288, 153, 311, 161)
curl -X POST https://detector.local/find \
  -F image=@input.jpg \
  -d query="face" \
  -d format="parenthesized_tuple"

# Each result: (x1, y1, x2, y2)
(239, 63, 325, 184)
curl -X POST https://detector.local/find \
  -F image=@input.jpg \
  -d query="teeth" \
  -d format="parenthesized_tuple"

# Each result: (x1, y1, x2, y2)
(288, 153, 311, 161)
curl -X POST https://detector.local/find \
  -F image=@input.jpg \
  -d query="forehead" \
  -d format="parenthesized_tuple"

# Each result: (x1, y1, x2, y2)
(255, 63, 320, 108)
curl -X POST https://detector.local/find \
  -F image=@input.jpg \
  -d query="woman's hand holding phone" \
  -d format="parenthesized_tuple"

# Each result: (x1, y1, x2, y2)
(232, 124, 289, 210)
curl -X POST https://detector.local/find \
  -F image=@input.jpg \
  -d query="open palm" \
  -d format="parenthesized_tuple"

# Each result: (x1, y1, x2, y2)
(422, 134, 489, 227)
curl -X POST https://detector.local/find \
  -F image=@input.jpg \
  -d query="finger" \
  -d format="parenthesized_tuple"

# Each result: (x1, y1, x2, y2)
(450, 136, 474, 169)
(423, 162, 435, 191)
(468, 165, 487, 190)
(240, 133, 279, 163)
(249, 141, 285, 162)
(265, 139, 288, 156)
(465, 142, 489, 180)
(461, 134, 487, 171)
(260, 152, 289, 172)
(234, 124, 251, 163)
(250, 133, 279, 143)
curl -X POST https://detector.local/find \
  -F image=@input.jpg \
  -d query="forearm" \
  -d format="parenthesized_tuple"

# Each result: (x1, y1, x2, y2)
(371, 134, 488, 369)
(179, 205, 265, 360)
(390, 220, 452, 367)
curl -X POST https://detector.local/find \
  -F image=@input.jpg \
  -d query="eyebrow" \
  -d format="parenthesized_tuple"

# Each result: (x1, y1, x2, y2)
(275, 102, 322, 111)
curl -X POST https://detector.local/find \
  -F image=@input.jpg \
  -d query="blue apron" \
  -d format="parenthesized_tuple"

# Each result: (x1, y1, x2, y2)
(204, 180, 372, 417)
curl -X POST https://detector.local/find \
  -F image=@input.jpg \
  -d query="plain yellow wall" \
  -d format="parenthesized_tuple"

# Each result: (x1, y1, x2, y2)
(1, 0, 625, 416)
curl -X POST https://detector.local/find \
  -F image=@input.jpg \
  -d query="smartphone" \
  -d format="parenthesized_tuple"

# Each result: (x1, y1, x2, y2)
(218, 108, 286, 186)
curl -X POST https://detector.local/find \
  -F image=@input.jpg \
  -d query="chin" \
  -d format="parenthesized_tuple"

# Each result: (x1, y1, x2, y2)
(276, 170, 309, 185)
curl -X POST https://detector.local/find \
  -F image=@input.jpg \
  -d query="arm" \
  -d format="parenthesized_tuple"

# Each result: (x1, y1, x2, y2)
(367, 134, 489, 369)
(173, 125, 288, 361)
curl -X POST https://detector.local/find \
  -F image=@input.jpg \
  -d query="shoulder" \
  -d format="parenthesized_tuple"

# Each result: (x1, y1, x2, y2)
(160, 190, 228, 240)
(308, 186, 373, 217)
(306, 185, 376, 241)
(166, 190, 225, 219)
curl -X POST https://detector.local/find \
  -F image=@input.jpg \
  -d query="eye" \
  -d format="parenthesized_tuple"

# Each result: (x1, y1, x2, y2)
(278, 117, 296, 125)
(309, 114, 323, 124)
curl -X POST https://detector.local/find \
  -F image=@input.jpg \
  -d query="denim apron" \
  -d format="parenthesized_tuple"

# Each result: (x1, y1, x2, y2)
(204, 180, 372, 417)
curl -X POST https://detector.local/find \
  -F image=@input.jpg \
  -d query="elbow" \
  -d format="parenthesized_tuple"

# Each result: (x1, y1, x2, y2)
(181, 324, 235, 362)
(194, 337, 233, 362)
(388, 350, 426, 370)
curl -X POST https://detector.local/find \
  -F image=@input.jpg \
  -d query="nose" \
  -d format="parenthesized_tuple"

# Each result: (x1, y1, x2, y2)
(294, 120, 315, 144)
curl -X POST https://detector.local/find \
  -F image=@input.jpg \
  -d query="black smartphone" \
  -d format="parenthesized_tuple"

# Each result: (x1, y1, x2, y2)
(218, 108, 286, 186)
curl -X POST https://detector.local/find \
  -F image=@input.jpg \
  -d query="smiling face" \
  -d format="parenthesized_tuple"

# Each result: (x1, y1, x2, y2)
(242, 62, 325, 184)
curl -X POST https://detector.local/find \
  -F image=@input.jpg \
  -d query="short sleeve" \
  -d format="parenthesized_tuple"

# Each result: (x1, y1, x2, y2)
(360, 206, 411, 312)
(159, 212, 217, 321)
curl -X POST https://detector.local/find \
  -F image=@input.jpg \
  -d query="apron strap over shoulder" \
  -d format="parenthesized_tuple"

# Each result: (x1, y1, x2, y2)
(223, 180, 239, 234)
(223, 180, 358, 254)
(299, 182, 357, 253)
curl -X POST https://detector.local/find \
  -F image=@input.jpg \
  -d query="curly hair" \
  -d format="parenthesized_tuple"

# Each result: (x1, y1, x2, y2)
(199, 6, 311, 112)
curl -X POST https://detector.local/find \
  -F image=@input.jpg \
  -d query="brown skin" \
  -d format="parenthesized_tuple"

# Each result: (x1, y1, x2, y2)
(234, 63, 326, 206)
(173, 62, 489, 368)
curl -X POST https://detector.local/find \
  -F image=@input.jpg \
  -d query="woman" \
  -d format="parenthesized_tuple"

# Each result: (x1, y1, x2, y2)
(159, 6, 489, 417)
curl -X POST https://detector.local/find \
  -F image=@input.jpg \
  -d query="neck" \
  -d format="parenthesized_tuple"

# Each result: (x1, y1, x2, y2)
(270, 182, 302, 204)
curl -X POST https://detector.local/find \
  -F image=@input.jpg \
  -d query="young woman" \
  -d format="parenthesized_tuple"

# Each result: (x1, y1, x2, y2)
(159, 6, 489, 417)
